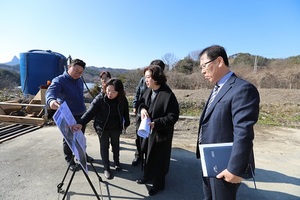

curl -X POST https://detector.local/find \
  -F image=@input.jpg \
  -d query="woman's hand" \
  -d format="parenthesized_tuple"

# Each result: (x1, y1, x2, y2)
(149, 122, 155, 129)
(140, 108, 149, 119)
(71, 124, 83, 132)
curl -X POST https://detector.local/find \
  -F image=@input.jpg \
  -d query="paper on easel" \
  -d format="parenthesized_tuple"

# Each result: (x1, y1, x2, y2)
(138, 117, 151, 138)
(53, 102, 88, 174)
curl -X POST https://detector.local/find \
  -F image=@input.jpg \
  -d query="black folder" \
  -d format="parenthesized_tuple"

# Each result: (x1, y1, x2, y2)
(199, 142, 233, 177)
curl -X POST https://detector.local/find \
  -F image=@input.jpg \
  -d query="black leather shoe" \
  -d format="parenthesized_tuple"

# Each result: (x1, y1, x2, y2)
(69, 164, 77, 171)
(67, 161, 78, 171)
(132, 157, 140, 166)
(136, 178, 147, 184)
(87, 155, 94, 163)
(115, 165, 122, 171)
(148, 186, 164, 196)
(69, 163, 79, 171)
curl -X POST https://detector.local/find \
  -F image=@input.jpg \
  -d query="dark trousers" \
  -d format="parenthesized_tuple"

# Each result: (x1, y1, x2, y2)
(153, 176, 165, 190)
(202, 176, 241, 200)
(134, 115, 142, 159)
(63, 115, 85, 163)
(98, 129, 121, 170)
(134, 134, 142, 158)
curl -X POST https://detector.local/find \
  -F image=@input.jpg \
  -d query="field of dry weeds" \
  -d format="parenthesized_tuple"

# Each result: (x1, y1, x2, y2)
(84, 88, 300, 151)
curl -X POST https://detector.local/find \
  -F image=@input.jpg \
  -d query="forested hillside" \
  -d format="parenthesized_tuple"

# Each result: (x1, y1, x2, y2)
(0, 69, 20, 89)
(166, 53, 300, 91)
(0, 53, 299, 93)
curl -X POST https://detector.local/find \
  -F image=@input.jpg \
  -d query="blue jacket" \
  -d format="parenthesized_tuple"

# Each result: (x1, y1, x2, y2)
(46, 71, 86, 116)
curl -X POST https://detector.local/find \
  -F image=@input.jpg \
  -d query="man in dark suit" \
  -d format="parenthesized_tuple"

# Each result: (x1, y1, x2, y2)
(196, 45, 260, 200)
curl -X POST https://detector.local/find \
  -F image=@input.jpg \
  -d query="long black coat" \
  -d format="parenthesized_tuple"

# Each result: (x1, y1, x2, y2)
(138, 83, 179, 178)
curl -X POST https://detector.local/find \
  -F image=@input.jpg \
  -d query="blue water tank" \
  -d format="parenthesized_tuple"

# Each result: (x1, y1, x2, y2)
(19, 50, 67, 96)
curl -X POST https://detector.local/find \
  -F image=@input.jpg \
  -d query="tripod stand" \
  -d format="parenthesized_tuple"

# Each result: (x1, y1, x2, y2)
(57, 154, 103, 200)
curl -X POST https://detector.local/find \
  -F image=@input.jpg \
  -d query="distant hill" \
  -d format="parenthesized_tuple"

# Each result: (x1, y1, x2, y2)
(83, 66, 134, 82)
(0, 53, 299, 91)
(1, 56, 19, 66)
(0, 56, 20, 73)
(0, 63, 19, 72)
(0, 61, 135, 85)
(0, 68, 20, 89)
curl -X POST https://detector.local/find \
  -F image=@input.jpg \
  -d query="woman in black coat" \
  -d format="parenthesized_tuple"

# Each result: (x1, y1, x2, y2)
(72, 78, 130, 179)
(137, 65, 179, 196)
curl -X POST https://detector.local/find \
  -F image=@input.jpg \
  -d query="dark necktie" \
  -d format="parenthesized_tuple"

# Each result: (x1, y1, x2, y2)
(198, 84, 219, 144)
(204, 84, 219, 117)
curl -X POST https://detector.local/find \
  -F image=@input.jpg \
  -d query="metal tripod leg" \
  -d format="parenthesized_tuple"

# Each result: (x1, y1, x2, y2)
(57, 154, 102, 200)
(81, 164, 101, 200)
(86, 153, 103, 183)
(57, 159, 73, 194)
(62, 165, 77, 200)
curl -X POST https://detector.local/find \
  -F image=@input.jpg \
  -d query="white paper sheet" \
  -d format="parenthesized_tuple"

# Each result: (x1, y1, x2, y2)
(137, 117, 151, 138)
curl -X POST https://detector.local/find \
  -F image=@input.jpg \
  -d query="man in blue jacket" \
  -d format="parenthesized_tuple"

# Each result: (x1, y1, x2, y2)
(196, 45, 260, 200)
(46, 58, 92, 171)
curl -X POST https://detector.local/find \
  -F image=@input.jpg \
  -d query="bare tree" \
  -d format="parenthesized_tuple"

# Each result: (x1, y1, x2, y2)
(288, 72, 300, 89)
(188, 50, 201, 61)
(123, 69, 143, 94)
(162, 53, 178, 71)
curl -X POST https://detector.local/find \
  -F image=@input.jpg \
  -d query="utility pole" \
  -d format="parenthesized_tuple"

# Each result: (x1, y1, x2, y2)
(254, 55, 257, 73)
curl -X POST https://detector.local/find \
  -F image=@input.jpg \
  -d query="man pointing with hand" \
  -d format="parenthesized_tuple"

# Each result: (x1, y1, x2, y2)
(46, 58, 93, 171)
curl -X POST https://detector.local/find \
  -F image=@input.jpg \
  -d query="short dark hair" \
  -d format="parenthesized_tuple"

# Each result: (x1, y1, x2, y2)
(70, 58, 86, 69)
(106, 78, 126, 96)
(144, 65, 167, 85)
(199, 45, 229, 66)
(150, 59, 165, 71)
(100, 71, 111, 79)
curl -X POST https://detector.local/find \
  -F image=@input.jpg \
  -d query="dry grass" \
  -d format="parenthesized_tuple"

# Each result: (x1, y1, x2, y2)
(84, 88, 300, 151)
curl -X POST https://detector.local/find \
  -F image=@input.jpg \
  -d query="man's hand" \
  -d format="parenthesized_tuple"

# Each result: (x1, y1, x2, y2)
(49, 100, 60, 110)
(216, 169, 242, 183)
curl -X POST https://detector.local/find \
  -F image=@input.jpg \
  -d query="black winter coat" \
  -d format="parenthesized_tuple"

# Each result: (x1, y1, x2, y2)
(138, 83, 179, 178)
(78, 93, 130, 136)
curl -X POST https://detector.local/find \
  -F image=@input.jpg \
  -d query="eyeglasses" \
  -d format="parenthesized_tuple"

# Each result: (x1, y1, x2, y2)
(72, 66, 84, 75)
(200, 57, 217, 69)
